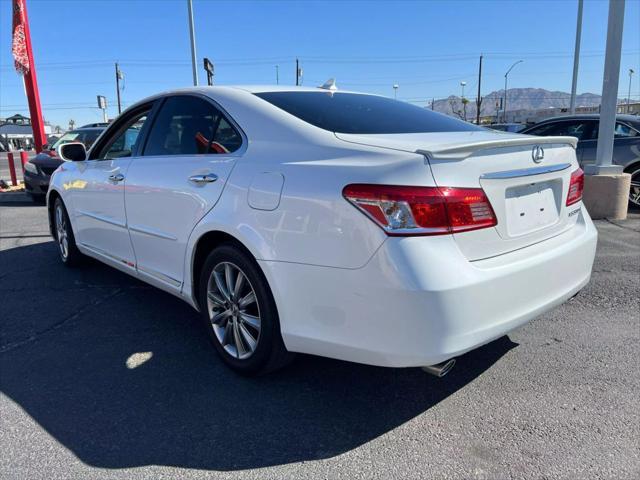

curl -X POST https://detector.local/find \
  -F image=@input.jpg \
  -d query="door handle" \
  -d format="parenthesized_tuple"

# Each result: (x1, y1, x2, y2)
(189, 173, 218, 184)
(109, 173, 125, 182)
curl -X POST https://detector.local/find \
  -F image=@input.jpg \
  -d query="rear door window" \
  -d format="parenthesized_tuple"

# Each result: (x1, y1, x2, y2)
(527, 121, 594, 140)
(143, 96, 242, 156)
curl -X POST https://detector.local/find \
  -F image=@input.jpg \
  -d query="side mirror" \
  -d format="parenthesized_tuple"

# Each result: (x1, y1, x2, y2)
(58, 142, 86, 161)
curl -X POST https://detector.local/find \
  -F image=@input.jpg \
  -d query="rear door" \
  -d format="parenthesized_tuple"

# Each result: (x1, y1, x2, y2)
(124, 94, 245, 289)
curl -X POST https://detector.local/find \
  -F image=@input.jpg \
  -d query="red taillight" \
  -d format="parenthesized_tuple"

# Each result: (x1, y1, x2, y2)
(566, 168, 584, 206)
(342, 184, 497, 236)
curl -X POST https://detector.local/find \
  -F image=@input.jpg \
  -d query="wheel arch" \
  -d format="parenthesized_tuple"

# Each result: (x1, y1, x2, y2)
(189, 229, 260, 309)
(47, 188, 63, 238)
(623, 160, 640, 174)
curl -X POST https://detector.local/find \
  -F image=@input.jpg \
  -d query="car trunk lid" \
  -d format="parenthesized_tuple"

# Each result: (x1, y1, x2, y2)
(336, 131, 582, 261)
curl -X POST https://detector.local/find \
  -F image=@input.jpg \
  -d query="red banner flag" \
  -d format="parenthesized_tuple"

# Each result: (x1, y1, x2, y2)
(12, 0, 30, 74)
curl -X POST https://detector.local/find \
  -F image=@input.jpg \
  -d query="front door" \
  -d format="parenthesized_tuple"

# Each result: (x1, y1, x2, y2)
(124, 94, 245, 288)
(70, 106, 152, 268)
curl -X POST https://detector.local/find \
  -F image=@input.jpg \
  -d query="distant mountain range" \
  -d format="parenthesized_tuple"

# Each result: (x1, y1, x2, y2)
(432, 88, 608, 120)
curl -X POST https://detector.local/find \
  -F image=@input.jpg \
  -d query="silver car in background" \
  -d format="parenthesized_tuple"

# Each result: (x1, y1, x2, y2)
(521, 114, 640, 207)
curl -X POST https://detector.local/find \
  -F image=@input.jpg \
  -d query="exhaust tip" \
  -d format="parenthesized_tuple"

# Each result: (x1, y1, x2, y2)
(421, 358, 456, 378)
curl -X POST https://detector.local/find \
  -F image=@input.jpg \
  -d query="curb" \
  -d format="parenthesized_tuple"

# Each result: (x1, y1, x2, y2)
(0, 192, 35, 204)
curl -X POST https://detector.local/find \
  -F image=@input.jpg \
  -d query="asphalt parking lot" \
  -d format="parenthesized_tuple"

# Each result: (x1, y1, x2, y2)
(1, 201, 639, 479)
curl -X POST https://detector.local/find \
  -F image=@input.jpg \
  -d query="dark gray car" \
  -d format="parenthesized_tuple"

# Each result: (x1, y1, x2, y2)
(521, 114, 640, 207)
(23, 127, 104, 201)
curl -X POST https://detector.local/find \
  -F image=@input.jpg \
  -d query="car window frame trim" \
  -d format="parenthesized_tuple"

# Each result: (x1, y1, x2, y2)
(138, 92, 248, 159)
(88, 101, 159, 161)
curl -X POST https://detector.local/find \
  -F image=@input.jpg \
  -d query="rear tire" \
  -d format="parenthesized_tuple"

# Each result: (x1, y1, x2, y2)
(198, 243, 294, 375)
(53, 198, 83, 267)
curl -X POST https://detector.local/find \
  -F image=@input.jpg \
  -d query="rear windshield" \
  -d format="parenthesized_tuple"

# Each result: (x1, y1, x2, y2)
(254, 91, 481, 134)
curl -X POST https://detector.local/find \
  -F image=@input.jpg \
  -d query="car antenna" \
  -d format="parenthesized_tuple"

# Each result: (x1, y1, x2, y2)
(319, 78, 338, 91)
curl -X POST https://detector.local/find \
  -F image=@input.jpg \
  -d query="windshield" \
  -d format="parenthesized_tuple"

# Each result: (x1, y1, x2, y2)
(51, 129, 102, 150)
(254, 91, 481, 134)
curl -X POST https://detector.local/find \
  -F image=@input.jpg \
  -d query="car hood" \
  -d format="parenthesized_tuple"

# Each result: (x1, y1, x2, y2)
(30, 152, 63, 168)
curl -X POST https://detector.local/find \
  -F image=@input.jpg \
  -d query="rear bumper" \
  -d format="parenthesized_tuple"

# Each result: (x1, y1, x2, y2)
(262, 205, 597, 368)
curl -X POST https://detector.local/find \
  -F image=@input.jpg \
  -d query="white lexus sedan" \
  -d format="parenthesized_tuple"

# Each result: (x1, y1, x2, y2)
(48, 85, 597, 376)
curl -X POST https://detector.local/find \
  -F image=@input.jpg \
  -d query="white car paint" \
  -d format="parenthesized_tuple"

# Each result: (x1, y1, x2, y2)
(48, 86, 597, 368)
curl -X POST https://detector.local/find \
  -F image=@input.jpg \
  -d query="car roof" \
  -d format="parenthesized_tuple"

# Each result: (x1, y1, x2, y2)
(72, 126, 105, 132)
(537, 113, 639, 123)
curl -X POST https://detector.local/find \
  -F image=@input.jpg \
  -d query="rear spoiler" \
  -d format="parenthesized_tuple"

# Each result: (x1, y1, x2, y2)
(416, 135, 578, 161)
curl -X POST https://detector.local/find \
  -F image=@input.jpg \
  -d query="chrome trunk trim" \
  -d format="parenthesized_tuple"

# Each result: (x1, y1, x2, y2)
(480, 163, 572, 180)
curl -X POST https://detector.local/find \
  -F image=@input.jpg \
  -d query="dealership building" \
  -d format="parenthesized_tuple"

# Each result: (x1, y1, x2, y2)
(0, 114, 56, 151)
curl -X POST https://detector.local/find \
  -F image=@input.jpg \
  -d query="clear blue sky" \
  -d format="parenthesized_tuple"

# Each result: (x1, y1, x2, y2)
(1, 0, 639, 128)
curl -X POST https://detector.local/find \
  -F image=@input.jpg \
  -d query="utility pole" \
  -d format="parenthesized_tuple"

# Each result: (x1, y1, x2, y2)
(187, 0, 198, 86)
(115, 62, 123, 115)
(570, 0, 584, 114)
(432, 98, 435, 110)
(295, 58, 300, 86)
(628, 69, 635, 113)
(476, 54, 483, 125)
(275, 65, 279, 85)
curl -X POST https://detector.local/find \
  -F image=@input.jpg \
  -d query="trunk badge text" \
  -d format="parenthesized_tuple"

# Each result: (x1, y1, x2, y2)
(532, 145, 545, 163)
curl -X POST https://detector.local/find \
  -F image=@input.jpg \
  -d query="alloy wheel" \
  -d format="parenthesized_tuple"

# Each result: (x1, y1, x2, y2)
(630, 169, 640, 208)
(55, 204, 69, 260)
(206, 261, 261, 360)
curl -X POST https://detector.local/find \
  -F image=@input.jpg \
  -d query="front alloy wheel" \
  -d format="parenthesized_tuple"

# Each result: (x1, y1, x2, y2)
(55, 202, 69, 261)
(207, 262, 261, 360)
(53, 197, 82, 266)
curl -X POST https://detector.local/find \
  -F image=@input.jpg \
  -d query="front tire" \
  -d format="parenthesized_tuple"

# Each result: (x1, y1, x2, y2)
(198, 243, 293, 375)
(53, 198, 83, 266)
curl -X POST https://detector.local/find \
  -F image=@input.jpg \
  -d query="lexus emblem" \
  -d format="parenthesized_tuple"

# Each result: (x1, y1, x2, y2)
(532, 145, 544, 163)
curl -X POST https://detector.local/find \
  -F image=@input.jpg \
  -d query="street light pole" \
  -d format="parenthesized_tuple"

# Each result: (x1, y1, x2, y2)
(187, 0, 198, 86)
(589, 0, 625, 175)
(503, 60, 523, 123)
(628, 69, 635, 113)
(570, 0, 584, 114)
(275, 65, 279, 85)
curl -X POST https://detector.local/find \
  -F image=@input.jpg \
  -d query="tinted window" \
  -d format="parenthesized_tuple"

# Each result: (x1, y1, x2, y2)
(255, 91, 481, 134)
(100, 113, 149, 160)
(51, 129, 102, 150)
(614, 122, 639, 138)
(526, 120, 593, 140)
(144, 96, 242, 156)
(587, 121, 639, 140)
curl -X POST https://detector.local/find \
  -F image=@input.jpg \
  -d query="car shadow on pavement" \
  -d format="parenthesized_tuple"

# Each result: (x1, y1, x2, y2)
(0, 241, 518, 471)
